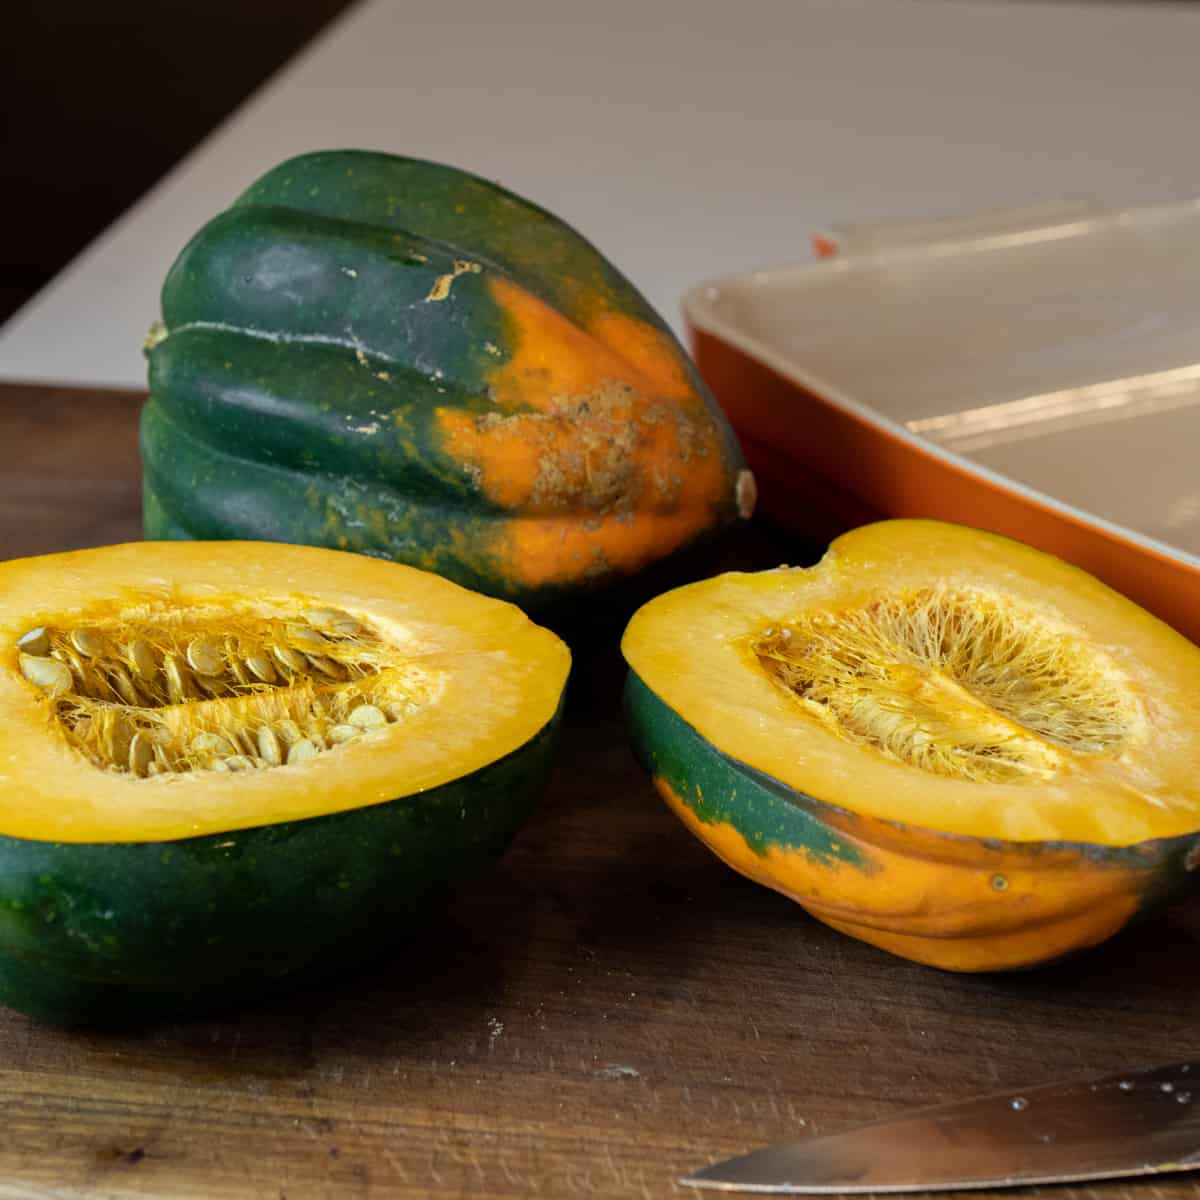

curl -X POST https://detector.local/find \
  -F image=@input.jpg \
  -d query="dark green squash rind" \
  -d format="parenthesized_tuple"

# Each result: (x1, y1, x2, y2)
(147, 326, 493, 503)
(230, 150, 685, 366)
(159, 205, 509, 388)
(141, 395, 515, 599)
(623, 670, 871, 869)
(0, 705, 561, 1026)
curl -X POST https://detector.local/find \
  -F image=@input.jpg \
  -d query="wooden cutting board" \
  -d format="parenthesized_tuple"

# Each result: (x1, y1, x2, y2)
(1, 383, 1198, 1198)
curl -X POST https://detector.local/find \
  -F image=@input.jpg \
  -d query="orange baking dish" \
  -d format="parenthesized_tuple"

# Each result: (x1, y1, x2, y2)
(684, 198, 1200, 644)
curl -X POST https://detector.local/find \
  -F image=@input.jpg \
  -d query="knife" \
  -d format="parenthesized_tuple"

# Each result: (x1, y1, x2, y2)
(683, 1060, 1200, 1194)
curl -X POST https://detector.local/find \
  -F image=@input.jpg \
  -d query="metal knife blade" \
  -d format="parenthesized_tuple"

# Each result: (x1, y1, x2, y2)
(683, 1060, 1200, 1194)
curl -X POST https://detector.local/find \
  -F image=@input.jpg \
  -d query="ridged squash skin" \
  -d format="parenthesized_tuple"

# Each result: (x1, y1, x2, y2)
(142, 150, 751, 607)
(621, 520, 1200, 972)
(0, 540, 570, 1024)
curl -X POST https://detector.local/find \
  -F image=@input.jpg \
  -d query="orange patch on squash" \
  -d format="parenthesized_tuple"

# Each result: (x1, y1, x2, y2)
(585, 309, 696, 405)
(436, 277, 732, 589)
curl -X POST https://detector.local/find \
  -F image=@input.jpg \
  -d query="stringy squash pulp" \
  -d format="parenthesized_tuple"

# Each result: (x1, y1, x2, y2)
(622, 520, 1200, 970)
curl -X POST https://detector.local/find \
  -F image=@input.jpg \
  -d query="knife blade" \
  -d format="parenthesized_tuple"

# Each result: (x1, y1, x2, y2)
(683, 1060, 1200, 1194)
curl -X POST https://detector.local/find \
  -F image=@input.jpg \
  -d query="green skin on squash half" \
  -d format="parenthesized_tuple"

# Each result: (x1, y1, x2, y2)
(142, 150, 752, 609)
(0, 541, 570, 1025)
(0, 722, 559, 1025)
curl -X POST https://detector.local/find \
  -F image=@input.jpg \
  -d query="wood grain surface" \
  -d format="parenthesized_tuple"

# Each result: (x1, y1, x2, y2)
(1, 383, 1198, 1199)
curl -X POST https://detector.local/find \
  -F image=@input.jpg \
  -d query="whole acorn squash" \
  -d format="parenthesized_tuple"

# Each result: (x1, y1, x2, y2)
(0, 540, 568, 1023)
(142, 150, 753, 607)
(622, 519, 1200, 972)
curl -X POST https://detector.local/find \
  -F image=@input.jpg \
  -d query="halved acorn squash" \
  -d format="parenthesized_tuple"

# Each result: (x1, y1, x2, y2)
(0, 541, 569, 1023)
(622, 519, 1200, 971)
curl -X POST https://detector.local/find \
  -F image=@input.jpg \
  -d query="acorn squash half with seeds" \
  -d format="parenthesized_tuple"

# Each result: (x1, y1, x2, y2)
(622, 519, 1200, 971)
(0, 540, 568, 1024)
(141, 150, 752, 608)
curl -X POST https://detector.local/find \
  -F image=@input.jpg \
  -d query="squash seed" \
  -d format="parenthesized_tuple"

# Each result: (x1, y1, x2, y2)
(306, 654, 344, 680)
(186, 636, 225, 677)
(106, 714, 134, 767)
(190, 732, 234, 757)
(231, 729, 259, 757)
(275, 719, 304, 745)
(348, 704, 387, 729)
(225, 755, 257, 772)
(70, 628, 109, 659)
(108, 664, 140, 707)
(286, 623, 328, 651)
(256, 726, 283, 766)
(19, 652, 72, 696)
(194, 672, 228, 698)
(287, 738, 318, 765)
(328, 724, 360, 744)
(85, 666, 112, 702)
(128, 733, 153, 777)
(128, 638, 158, 681)
(16, 627, 50, 657)
(56, 647, 102, 699)
(244, 653, 277, 684)
(164, 653, 195, 703)
(306, 608, 362, 637)
(272, 644, 308, 674)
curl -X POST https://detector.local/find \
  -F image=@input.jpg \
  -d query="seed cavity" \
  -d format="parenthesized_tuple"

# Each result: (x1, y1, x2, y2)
(752, 586, 1143, 784)
(13, 603, 437, 778)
